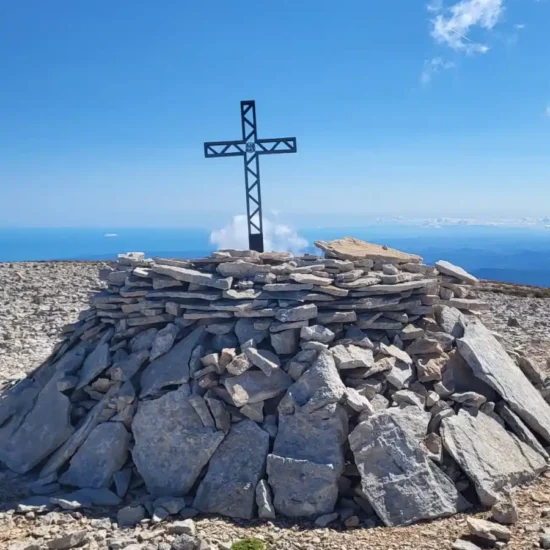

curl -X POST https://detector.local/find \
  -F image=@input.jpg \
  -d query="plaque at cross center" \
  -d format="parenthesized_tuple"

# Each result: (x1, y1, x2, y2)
(204, 100, 298, 253)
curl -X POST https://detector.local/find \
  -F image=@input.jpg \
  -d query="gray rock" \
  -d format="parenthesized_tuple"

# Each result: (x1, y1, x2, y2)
(171, 534, 197, 550)
(117, 504, 146, 527)
(149, 323, 180, 361)
(441, 409, 547, 506)
(331, 345, 374, 370)
(385, 360, 413, 390)
(114, 467, 132, 497)
(276, 304, 318, 323)
(235, 318, 269, 346)
(46, 530, 87, 549)
(315, 512, 339, 527)
(64, 487, 121, 506)
(279, 350, 346, 413)
(256, 479, 276, 519)
(466, 517, 511, 542)
(240, 402, 264, 423)
(169, 519, 196, 535)
(316, 311, 357, 325)
(140, 327, 205, 397)
(60, 422, 130, 488)
(194, 420, 270, 519)
(436, 260, 478, 284)
(152, 264, 232, 290)
(0, 379, 74, 474)
(217, 260, 270, 278)
(380, 343, 413, 364)
(132, 387, 225, 495)
(451, 540, 483, 550)
(457, 320, 550, 443)
(270, 329, 299, 355)
(244, 347, 281, 376)
(109, 350, 149, 382)
(496, 401, 549, 458)
(77, 342, 111, 389)
(344, 387, 375, 413)
(434, 305, 465, 338)
(267, 454, 341, 517)
(491, 494, 518, 525)
(300, 324, 335, 344)
(224, 369, 293, 407)
(349, 410, 466, 527)
(517, 356, 547, 387)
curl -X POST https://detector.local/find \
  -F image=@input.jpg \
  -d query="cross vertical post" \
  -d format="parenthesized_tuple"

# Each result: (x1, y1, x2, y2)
(204, 100, 297, 252)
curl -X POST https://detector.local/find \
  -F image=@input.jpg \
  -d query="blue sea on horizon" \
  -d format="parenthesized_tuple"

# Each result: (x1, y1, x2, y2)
(1, 226, 550, 287)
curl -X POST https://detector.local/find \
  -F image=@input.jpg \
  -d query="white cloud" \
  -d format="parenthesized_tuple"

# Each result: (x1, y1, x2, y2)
(514, 23, 526, 29)
(210, 215, 308, 254)
(429, 0, 504, 54)
(421, 57, 457, 84)
(545, 104, 550, 118)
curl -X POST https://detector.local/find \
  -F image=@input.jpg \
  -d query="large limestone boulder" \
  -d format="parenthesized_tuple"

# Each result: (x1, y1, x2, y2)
(60, 422, 130, 489)
(441, 409, 547, 506)
(0, 379, 74, 474)
(457, 320, 550, 443)
(349, 411, 467, 526)
(132, 386, 225, 496)
(194, 420, 270, 519)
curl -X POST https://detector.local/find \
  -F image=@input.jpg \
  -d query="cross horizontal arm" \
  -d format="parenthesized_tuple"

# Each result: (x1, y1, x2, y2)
(256, 137, 297, 155)
(204, 140, 246, 158)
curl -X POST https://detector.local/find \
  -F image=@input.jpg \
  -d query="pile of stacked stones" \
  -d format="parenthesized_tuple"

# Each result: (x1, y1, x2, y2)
(1, 237, 550, 530)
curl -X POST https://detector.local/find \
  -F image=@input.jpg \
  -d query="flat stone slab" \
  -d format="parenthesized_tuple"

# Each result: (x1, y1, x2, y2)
(224, 369, 293, 407)
(457, 320, 550, 443)
(315, 237, 422, 263)
(132, 387, 225, 496)
(441, 410, 547, 506)
(267, 454, 341, 518)
(140, 327, 205, 397)
(152, 264, 232, 290)
(59, 422, 130, 489)
(194, 420, 270, 519)
(435, 260, 478, 285)
(0, 379, 74, 474)
(349, 410, 466, 527)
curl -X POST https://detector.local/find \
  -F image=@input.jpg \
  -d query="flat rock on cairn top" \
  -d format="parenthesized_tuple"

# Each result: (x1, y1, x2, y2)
(315, 236, 423, 263)
(0, 237, 548, 530)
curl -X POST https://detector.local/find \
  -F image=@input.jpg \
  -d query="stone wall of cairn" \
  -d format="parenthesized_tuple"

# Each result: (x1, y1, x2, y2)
(1, 237, 550, 528)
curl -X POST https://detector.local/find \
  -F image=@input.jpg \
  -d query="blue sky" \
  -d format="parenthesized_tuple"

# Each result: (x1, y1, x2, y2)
(1, 0, 549, 228)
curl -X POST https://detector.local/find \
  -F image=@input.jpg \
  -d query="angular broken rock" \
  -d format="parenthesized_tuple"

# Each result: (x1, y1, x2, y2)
(224, 369, 293, 407)
(244, 347, 281, 376)
(140, 327, 205, 397)
(300, 324, 335, 343)
(60, 422, 130, 489)
(331, 344, 374, 370)
(77, 342, 111, 389)
(457, 320, 550, 443)
(349, 410, 466, 526)
(194, 420, 270, 519)
(271, 330, 299, 355)
(275, 304, 318, 323)
(152, 263, 232, 290)
(441, 409, 547, 506)
(149, 323, 180, 361)
(132, 386, 225, 495)
(267, 454, 341, 517)
(256, 479, 276, 519)
(0, 379, 74, 474)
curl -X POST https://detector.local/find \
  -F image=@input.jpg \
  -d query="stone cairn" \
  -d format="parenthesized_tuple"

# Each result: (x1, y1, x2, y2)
(2, 236, 550, 530)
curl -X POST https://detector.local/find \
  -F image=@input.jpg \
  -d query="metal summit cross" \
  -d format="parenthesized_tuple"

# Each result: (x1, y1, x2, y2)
(204, 100, 297, 252)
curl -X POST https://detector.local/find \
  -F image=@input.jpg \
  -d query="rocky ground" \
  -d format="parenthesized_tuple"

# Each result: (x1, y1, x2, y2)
(1, 261, 550, 550)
